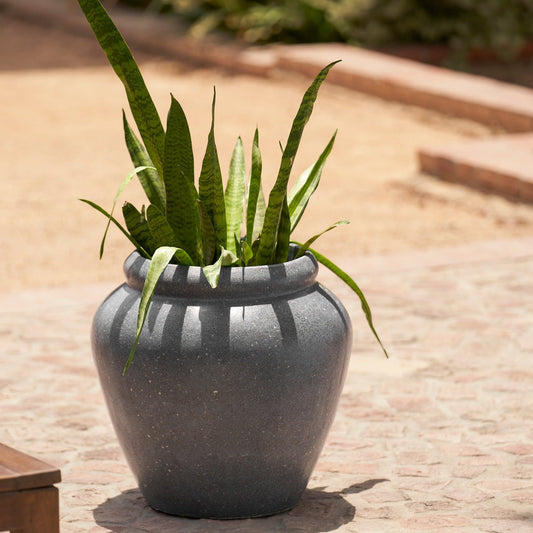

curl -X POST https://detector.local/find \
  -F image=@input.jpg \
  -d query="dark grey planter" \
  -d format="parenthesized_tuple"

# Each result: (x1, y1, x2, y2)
(91, 248, 352, 519)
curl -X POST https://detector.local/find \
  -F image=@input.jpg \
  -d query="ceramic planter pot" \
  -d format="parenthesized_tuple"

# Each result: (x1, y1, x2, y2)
(91, 248, 352, 519)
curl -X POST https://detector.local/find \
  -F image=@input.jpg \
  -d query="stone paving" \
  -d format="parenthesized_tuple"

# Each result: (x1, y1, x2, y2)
(419, 133, 533, 203)
(1, 238, 532, 532)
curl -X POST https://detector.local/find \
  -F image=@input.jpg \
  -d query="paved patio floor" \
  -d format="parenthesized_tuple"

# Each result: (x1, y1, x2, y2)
(1, 238, 532, 532)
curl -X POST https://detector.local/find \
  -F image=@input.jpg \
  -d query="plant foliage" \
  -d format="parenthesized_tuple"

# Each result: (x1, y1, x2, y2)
(349, 0, 533, 63)
(78, 0, 388, 370)
(125, 0, 364, 43)
(120, 0, 533, 62)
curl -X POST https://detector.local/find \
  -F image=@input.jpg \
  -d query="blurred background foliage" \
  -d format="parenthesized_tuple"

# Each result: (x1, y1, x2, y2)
(117, 0, 533, 62)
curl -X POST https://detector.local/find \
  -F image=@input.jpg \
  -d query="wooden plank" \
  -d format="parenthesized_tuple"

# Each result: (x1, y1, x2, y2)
(0, 444, 61, 492)
(0, 486, 59, 533)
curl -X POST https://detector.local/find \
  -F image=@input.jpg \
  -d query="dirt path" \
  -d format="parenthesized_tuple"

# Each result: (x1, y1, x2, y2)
(2, 11, 533, 292)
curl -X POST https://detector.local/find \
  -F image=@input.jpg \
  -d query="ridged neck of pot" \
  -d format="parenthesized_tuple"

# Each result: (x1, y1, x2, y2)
(123, 249, 319, 300)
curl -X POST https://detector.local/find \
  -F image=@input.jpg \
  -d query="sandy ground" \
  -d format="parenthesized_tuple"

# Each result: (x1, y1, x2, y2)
(2, 11, 533, 292)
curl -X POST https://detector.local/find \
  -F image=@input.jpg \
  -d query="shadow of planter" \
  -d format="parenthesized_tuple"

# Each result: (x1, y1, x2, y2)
(93, 480, 388, 531)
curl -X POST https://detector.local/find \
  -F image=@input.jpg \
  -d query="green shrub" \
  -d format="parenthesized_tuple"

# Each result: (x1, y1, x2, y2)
(118, 0, 533, 61)
(124, 0, 367, 43)
(350, 0, 533, 62)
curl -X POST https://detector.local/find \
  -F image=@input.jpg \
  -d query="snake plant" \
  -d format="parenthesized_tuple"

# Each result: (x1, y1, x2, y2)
(77, 0, 388, 370)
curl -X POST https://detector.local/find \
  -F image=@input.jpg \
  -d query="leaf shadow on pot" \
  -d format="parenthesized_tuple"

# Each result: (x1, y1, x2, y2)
(92, 479, 389, 532)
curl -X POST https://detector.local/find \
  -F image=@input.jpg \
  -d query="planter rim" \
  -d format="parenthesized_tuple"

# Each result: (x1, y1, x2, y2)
(123, 246, 319, 299)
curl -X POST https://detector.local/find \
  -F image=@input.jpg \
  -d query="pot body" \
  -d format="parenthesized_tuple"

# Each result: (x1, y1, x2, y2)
(92, 250, 352, 519)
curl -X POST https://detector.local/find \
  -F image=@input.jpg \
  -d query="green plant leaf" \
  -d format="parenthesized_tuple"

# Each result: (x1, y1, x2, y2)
(246, 128, 264, 245)
(122, 202, 156, 255)
(274, 195, 291, 263)
(164, 95, 201, 261)
(234, 233, 242, 262)
(146, 204, 179, 249)
(288, 130, 337, 233)
(251, 237, 261, 259)
(198, 88, 226, 248)
(77, 0, 165, 174)
(251, 186, 266, 244)
(198, 198, 216, 266)
(202, 247, 238, 288)
(123, 245, 192, 373)
(173, 248, 195, 266)
(225, 137, 246, 255)
(98, 165, 154, 259)
(241, 239, 254, 265)
(303, 245, 389, 359)
(256, 60, 340, 265)
(79, 198, 150, 258)
(294, 220, 349, 259)
(123, 111, 166, 212)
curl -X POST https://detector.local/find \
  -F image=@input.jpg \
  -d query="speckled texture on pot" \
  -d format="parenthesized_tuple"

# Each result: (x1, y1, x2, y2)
(91, 249, 353, 519)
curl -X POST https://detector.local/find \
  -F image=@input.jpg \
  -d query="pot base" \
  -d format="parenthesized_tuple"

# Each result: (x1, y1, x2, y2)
(149, 501, 298, 520)
(140, 472, 306, 520)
